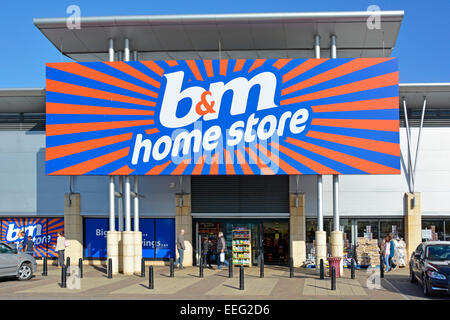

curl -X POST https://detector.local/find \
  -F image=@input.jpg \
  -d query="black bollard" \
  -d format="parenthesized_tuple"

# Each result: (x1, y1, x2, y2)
(239, 266, 244, 290)
(78, 258, 83, 279)
(141, 258, 145, 277)
(42, 256, 48, 276)
(107, 258, 112, 279)
(289, 258, 294, 278)
(199, 256, 204, 278)
(331, 266, 336, 290)
(260, 255, 264, 278)
(380, 255, 384, 278)
(320, 259, 324, 280)
(66, 257, 70, 269)
(170, 258, 174, 277)
(228, 257, 233, 278)
(149, 266, 154, 289)
(61, 265, 67, 288)
(351, 258, 355, 280)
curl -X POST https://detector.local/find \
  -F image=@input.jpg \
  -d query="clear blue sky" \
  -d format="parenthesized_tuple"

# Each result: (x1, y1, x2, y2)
(0, 0, 449, 88)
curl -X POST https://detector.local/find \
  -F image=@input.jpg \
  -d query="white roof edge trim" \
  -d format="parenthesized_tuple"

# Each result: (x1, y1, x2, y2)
(33, 10, 404, 28)
(0, 88, 45, 97)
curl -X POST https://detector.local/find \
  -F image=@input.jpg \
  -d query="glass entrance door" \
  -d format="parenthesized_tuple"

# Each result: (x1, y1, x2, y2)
(262, 221, 289, 265)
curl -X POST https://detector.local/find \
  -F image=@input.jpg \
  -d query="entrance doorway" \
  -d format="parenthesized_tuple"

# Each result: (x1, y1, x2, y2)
(194, 219, 289, 266)
(262, 221, 289, 265)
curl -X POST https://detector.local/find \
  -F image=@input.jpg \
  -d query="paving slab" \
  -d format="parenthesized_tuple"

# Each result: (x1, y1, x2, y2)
(205, 278, 278, 296)
(110, 277, 201, 295)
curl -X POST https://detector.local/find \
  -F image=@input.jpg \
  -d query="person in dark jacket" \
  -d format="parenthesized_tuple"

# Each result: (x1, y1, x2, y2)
(202, 237, 213, 269)
(216, 232, 229, 270)
(24, 236, 35, 256)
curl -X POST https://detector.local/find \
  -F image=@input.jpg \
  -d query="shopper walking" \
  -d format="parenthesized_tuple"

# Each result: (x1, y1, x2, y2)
(383, 235, 391, 272)
(24, 236, 35, 257)
(389, 233, 397, 271)
(174, 229, 185, 270)
(217, 232, 229, 270)
(54, 232, 66, 268)
(203, 237, 213, 269)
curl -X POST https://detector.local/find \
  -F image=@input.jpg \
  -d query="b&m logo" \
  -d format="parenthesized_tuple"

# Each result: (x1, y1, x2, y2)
(1, 218, 64, 257)
(45, 58, 400, 176)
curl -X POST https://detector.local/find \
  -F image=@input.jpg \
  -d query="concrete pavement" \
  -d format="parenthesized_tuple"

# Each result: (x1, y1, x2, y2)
(0, 264, 448, 300)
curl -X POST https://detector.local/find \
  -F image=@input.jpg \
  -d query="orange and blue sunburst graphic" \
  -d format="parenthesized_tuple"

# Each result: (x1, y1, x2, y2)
(0, 218, 64, 257)
(45, 58, 400, 175)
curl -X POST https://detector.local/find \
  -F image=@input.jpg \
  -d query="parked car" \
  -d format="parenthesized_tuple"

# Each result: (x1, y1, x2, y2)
(0, 242, 37, 281)
(409, 241, 450, 296)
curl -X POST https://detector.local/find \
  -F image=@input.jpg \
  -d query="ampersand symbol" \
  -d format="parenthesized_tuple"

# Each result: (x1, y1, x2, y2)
(195, 90, 216, 116)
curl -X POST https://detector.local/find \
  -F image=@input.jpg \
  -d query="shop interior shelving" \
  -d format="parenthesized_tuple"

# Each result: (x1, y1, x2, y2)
(232, 228, 251, 267)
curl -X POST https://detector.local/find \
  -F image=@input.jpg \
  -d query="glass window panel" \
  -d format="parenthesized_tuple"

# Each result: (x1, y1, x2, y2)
(380, 220, 404, 240)
(306, 219, 317, 244)
(422, 219, 444, 241)
(446, 220, 450, 241)
(357, 220, 379, 241)
(155, 219, 175, 259)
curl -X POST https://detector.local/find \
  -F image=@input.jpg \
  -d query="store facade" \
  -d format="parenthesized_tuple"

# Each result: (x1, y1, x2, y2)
(0, 11, 449, 275)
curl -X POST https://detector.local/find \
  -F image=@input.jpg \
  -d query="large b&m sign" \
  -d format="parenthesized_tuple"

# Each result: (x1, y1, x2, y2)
(45, 58, 400, 175)
(0, 218, 64, 257)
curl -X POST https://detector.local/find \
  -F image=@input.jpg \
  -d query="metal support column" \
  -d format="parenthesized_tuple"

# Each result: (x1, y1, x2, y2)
(315, 34, 323, 232)
(314, 34, 321, 59)
(125, 176, 131, 232)
(124, 38, 130, 62)
(118, 176, 124, 231)
(317, 175, 323, 231)
(333, 175, 340, 231)
(133, 177, 139, 232)
(330, 34, 339, 232)
(109, 176, 115, 231)
(108, 39, 114, 62)
(402, 97, 414, 192)
(330, 35, 337, 59)
(413, 97, 427, 191)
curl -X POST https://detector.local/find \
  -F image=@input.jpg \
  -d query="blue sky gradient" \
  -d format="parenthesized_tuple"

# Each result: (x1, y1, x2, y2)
(0, 0, 449, 87)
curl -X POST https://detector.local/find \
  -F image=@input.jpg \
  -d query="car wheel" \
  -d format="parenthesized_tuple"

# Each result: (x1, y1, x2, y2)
(409, 268, 417, 283)
(17, 263, 33, 281)
(422, 275, 431, 297)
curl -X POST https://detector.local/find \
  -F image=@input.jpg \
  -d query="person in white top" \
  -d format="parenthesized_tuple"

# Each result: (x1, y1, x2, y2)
(54, 232, 66, 268)
(383, 235, 391, 272)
